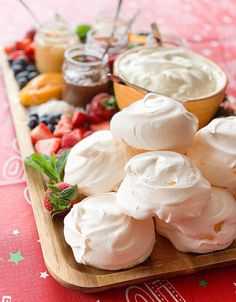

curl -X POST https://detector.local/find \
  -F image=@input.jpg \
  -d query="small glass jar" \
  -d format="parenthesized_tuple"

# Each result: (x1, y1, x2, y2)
(62, 45, 109, 107)
(35, 17, 79, 73)
(86, 28, 128, 70)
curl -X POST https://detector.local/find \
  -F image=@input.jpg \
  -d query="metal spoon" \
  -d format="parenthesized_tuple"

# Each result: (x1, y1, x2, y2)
(102, 0, 123, 59)
(124, 9, 141, 35)
(108, 73, 151, 94)
(151, 22, 163, 46)
(18, 0, 40, 26)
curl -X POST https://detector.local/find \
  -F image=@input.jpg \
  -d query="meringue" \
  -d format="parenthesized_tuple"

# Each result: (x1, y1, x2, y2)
(116, 151, 211, 222)
(110, 93, 198, 151)
(115, 47, 226, 102)
(64, 192, 156, 270)
(187, 117, 236, 188)
(155, 187, 236, 253)
(64, 130, 138, 196)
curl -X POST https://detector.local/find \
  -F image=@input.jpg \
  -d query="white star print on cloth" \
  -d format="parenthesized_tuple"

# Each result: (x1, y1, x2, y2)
(40, 272, 49, 279)
(12, 230, 20, 236)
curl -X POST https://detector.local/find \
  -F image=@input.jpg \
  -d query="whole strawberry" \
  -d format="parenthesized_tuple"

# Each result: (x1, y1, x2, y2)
(44, 182, 80, 216)
(88, 93, 118, 124)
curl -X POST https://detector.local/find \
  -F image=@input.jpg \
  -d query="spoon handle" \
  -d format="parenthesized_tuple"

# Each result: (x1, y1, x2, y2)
(19, 0, 40, 26)
(102, 0, 123, 58)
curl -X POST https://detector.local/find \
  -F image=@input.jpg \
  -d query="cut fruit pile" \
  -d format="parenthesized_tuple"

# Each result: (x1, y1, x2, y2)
(29, 93, 117, 156)
(4, 29, 39, 88)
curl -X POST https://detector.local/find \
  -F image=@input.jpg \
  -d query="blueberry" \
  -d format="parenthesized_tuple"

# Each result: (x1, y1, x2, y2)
(48, 115, 60, 125)
(16, 76, 28, 89)
(15, 71, 29, 80)
(14, 57, 28, 67)
(12, 64, 24, 75)
(28, 71, 39, 81)
(39, 114, 49, 125)
(29, 113, 38, 119)
(28, 117, 38, 129)
(7, 57, 13, 66)
(54, 114, 61, 121)
(47, 123, 55, 132)
(25, 64, 37, 72)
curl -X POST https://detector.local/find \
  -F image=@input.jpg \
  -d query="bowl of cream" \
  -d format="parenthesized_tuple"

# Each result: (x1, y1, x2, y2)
(113, 46, 227, 127)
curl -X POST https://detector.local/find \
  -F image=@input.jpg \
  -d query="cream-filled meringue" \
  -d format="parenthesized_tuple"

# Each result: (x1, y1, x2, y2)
(155, 187, 236, 253)
(110, 93, 198, 151)
(64, 192, 156, 270)
(64, 130, 138, 196)
(187, 117, 236, 188)
(116, 151, 211, 222)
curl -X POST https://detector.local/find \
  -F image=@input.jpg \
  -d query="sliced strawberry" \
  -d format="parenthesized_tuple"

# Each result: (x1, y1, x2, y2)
(25, 29, 36, 41)
(56, 147, 71, 156)
(89, 121, 110, 131)
(25, 42, 35, 61)
(53, 115, 73, 137)
(4, 44, 17, 55)
(16, 39, 32, 51)
(72, 111, 88, 128)
(30, 123, 53, 144)
(35, 138, 61, 156)
(83, 130, 93, 139)
(8, 50, 27, 60)
(61, 128, 85, 148)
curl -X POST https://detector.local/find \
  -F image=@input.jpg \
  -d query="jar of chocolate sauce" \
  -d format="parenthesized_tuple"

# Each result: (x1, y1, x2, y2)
(62, 45, 109, 106)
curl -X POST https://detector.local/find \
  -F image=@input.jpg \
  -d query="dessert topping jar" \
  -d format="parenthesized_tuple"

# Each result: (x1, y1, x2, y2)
(35, 17, 79, 73)
(62, 45, 109, 106)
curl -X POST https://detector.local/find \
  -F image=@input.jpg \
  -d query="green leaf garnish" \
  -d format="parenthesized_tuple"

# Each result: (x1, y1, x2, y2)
(101, 96, 117, 110)
(24, 151, 70, 184)
(75, 24, 92, 40)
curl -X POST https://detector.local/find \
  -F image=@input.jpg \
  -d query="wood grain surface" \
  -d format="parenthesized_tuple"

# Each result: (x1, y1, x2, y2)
(1, 49, 236, 293)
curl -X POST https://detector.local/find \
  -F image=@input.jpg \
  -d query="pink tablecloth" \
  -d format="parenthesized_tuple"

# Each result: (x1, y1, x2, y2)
(1, 0, 236, 301)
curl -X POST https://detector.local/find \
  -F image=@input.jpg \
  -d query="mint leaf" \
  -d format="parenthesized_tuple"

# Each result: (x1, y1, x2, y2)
(75, 24, 92, 40)
(56, 151, 70, 180)
(24, 153, 67, 184)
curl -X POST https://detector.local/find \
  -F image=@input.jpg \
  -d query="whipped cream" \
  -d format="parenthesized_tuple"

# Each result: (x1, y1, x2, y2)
(64, 130, 139, 196)
(156, 187, 236, 253)
(187, 117, 236, 188)
(64, 192, 156, 270)
(115, 47, 226, 102)
(111, 93, 198, 151)
(116, 151, 211, 222)
(30, 99, 75, 117)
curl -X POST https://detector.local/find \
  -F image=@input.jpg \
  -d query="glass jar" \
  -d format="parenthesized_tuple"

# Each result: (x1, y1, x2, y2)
(35, 17, 79, 73)
(62, 45, 109, 107)
(86, 28, 128, 70)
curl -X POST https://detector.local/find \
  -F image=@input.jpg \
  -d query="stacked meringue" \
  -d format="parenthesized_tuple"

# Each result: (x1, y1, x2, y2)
(63, 94, 236, 271)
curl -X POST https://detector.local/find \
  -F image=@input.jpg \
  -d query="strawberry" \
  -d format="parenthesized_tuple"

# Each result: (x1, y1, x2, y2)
(8, 50, 27, 60)
(89, 121, 110, 132)
(83, 130, 93, 138)
(16, 39, 32, 51)
(4, 44, 17, 55)
(72, 111, 88, 128)
(35, 138, 61, 156)
(57, 147, 71, 156)
(25, 29, 36, 41)
(43, 182, 80, 216)
(61, 128, 84, 148)
(88, 93, 117, 124)
(53, 115, 73, 137)
(30, 123, 53, 144)
(25, 42, 35, 61)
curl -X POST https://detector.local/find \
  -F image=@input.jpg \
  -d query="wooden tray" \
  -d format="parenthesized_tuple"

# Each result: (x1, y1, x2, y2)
(1, 49, 236, 293)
